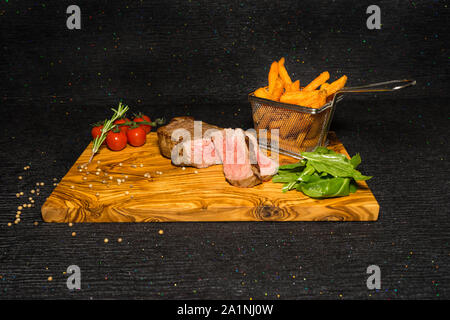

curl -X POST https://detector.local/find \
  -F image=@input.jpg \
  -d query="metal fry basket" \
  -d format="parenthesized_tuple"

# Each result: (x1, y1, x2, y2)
(248, 94, 343, 158)
(248, 79, 416, 159)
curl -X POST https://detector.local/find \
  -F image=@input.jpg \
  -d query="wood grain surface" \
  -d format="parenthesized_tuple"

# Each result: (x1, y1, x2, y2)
(41, 131, 379, 222)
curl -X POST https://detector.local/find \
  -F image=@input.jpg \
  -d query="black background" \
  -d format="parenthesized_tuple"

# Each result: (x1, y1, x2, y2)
(0, 0, 448, 299)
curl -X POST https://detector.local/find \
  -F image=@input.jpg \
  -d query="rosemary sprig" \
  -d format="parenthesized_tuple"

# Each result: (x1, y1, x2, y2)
(88, 102, 129, 163)
(114, 118, 166, 128)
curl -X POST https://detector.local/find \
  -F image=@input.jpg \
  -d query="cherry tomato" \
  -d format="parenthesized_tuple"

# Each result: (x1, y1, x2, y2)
(133, 114, 151, 134)
(106, 130, 127, 151)
(91, 124, 107, 145)
(91, 125, 103, 140)
(126, 126, 147, 147)
(114, 118, 131, 133)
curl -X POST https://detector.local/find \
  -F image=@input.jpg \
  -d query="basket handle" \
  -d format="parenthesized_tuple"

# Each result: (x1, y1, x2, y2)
(319, 79, 416, 148)
(337, 79, 416, 94)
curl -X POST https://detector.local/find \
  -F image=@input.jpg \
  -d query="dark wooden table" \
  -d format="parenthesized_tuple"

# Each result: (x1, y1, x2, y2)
(0, 0, 448, 299)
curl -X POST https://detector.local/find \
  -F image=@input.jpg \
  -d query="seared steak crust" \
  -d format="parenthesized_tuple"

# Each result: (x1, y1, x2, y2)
(157, 117, 221, 159)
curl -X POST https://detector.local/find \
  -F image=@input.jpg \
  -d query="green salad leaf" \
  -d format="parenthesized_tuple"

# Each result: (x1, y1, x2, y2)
(301, 152, 372, 181)
(277, 159, 306, 171)
(299, 177, 351, 198)
(272, 172, 301, 183)
(273, 147, 371, 198)
(350, 153, 361, 168)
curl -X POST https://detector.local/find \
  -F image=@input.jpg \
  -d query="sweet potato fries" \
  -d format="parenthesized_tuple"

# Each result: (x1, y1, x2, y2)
(253, 58, 347, 109)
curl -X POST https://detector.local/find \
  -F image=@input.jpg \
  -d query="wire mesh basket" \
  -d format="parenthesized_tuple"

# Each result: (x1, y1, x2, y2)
(249, 79, 416, 158)
(248, 93, 343, 158)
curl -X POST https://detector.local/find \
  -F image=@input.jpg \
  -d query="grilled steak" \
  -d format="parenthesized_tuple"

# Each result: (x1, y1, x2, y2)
(246, 132, 279, 181)
(157, 117, 279, 186)
(172, 137, 222, 168)
(212, 129, 262, 188)
(157, 116, 222, 161)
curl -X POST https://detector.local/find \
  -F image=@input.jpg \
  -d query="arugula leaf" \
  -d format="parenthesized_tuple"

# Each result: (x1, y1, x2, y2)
(300, 177, 351, 198)
(280, 163, 315, 192)
(272, 147, 372, 198)
(352, 170, 372, 181)
(272, 173, 301, 183)
(313, 146, 337, 155)
(281, 165, 312, 191)
(301, 152, 371, 181)
(278, 160, 306, 171)
(301, 152, 350, 163)
(282, 183, 295, 193)
(350, 153, 361, 168)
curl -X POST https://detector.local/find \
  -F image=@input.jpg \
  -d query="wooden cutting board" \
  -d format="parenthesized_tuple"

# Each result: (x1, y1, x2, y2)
(41, 132, 379, 222)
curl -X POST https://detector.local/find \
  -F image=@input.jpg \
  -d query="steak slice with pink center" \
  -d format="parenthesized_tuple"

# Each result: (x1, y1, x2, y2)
(213, 129, 262, 188)
(246, 132, 279, 181)
(172, 137, 221, 168)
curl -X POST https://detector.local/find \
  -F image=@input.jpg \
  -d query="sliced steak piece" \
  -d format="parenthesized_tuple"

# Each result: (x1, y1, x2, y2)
(213, 129, 262, 188)
(172, 137, 221, 168)
(157, 116, 222, 159)
(246, 131, 279, 181)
